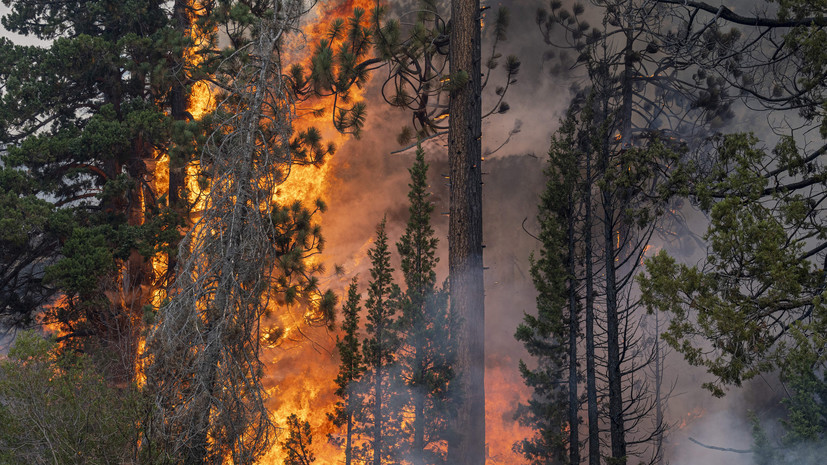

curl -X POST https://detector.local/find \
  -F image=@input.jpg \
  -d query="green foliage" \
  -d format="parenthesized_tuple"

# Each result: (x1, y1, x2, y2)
(282, 414, 316, 465)
(0, 0, 191, 344)
(640, 133, 826, 396)
(443, 70, 469, 94)
(329, 279, 366, 459)
(514, 111, 577, 464)
(44, 225, 115, 296)
(363, 219, 402, 368)
(360, 218, 404, 465)
(0, 165, 70, 324)
(396, 146, 453, 464)
(265, 199, 336, 335)
(289, 6, 375, 136)
(0, 331, 143, 464)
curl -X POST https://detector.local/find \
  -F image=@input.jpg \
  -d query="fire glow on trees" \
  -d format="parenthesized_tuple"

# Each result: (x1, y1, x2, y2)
(9, 0, 534, 461)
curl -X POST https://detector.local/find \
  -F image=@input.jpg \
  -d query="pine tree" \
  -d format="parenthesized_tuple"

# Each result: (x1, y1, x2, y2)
(515, 109, 582, 465)
(330, 278, 366, 465)
(362, 218, 403, 465)
(0, 0, 194, 381)
(283, 414, 316, 465)
(372, 8, 520, 460)
(397, 145, 453, 465)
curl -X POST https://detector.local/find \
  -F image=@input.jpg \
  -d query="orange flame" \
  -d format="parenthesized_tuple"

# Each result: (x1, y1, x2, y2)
(486, 358, 532, 465)
(677, 407, 706, 430)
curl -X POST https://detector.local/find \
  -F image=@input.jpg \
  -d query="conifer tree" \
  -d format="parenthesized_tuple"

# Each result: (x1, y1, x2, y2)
(397, 145, 453, 465)
(362, 218, 403, 465)
(515, 111, 580, 465)
(371, 9, 520, 460)
(0, 0, 195, 381)
(330, 278, 366, 465)
(283, 414, 316, 465)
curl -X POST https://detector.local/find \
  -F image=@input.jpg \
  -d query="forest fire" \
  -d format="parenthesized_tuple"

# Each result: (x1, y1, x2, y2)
(7, 0, 817, 463)
(485, 361, 533, 464)
(160, 1, 542, 462)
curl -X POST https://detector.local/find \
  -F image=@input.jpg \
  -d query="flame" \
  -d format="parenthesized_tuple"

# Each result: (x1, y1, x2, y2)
(485, 357, 532, 465)
(144, 1, 537, 463)
(677, 407, 706, 430)
(258, 0, 376, 462)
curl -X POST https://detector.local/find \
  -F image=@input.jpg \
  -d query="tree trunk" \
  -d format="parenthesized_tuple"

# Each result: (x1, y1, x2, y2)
(567, 197, 580, 465)
(447, 0, 484, 461)
(413, 341, 425, 465)
(374, 352, 384, 465)
(584, 139, 600, 465)
(346, 409, 354, 465)
(603, 152, 626, 464)
(169, 0, 190, 212)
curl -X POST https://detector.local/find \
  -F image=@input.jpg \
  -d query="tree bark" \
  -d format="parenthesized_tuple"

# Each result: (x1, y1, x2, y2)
(413, 341, 425, 465)
(602, 148, 626, 464)
(447, 0, 484, 461)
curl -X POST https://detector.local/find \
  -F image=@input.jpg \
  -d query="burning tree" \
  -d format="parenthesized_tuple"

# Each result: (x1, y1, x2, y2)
(142, 0, 347, 462)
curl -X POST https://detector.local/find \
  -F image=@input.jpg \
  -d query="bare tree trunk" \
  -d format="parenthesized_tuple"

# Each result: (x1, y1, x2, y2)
(447, 0, 484, 462)
(346, 410, 354, 465)
(654, 311, 664, 464)
(604, 193, 626, 465)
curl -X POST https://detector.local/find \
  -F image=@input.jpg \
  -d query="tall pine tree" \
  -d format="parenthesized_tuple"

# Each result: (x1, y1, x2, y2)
(362, 218, 403, 465)
(330, 278, 366, 465)
(515, 111, 580, 465)
(397, 145, 453, 465)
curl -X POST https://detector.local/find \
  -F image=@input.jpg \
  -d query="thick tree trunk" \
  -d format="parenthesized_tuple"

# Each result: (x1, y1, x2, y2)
(447, 0, 484, 461)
